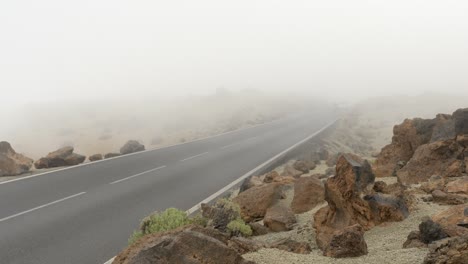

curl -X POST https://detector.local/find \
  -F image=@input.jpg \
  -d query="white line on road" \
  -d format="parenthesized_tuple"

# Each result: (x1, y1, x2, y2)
(0, 192, 87, 223)
(186, 119, 338, 215)
(180, 152, 209, 162)
(220, 142, 240, 149)
(109, 166, 166, 185)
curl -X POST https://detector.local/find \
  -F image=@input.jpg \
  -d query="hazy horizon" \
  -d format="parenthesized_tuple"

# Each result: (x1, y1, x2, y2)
(1, 0, 468, 106)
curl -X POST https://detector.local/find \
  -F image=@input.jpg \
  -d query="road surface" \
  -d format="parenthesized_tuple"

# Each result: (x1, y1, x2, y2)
(0, 111, 335, 264)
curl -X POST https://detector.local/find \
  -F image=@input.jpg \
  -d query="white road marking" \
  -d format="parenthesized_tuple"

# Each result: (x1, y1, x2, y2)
(109, 166, 166, 185)
(0, 118, 284, 186)
(186, 119, 338, 215)
(0, 192, 86, 223)
(220, 142, 240, 149)
(180, 152, 209, 162)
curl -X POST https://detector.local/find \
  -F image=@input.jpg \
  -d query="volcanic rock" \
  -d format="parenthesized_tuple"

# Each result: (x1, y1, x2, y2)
(397, 139, 465, 184)
(233, 183, 286, 222)
(88, 154, 103, 162)
(112, 225, 254, 264)
(120, 140, 145, 155)
(263, 204, 296, 232)
(34, 146, 85, 169)
(291, 176, 325, 214)
(322, 224, 368, 258)
(0, 141, 33, 176)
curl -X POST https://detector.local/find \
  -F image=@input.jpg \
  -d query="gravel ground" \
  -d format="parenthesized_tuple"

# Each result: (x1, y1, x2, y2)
(244, 178, 451, 264)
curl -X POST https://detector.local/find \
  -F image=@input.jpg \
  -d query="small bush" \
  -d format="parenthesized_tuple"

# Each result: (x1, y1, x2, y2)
(128, 208, 207, 245)
(227, 219, 252, 237)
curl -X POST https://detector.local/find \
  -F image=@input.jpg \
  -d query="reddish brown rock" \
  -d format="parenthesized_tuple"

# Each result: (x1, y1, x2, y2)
(291, 176, 325, 214)
(403, 231, 427, 249)
(313, 154, 375, 251)
(446, 177, 468, 195)
(104, 152, 121, 159)
(397, 140, 465, 185)
(364, 193, 409, 224)
(113, 226, 254, 264)
(239, 175, 263, 192)
(431, 190, 468, 205)
(374, 118, 436, 177)
(0, 141, 33, 176)
(34, 146, 86, 169)
(421, 175, 446, 194)
(432, 205, 468, 238)
(270, 239, 311, 254)
(263, 204, 296, 232)
(233, 183, 286, 222)
(323, 224, 368, 258)
(373, 181, 388, 193)
(424, 235, 468, 264)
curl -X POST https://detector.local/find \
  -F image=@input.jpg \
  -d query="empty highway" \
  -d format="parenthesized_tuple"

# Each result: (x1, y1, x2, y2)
(0, 111, 335, 264)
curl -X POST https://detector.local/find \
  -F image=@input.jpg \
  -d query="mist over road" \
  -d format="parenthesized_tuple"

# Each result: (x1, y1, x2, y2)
(0, 111, 335, 264)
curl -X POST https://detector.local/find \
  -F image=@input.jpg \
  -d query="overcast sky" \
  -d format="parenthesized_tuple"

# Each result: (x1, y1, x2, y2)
(1, 0, 467, 104)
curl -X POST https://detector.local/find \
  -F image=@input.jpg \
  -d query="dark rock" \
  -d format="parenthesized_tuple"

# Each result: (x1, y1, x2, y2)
(373, 181, 388, 193)
(104, 153, 121, 159)
(249, 222, 269, 236)
(201, 200, 240, 233)
(34, 146, 85, 169)
(453, 108, 468, 135)
(364, 193, 409, 224)
(293, 160, 310, 174)
(323, 224, 368, 258)
(424, 235, 468, 264)
(419, 217, 448, 244)
(89, 154, 103, 162)
(113, 225, 254, 264)
(120, 140, 145, 155)
(403, 231, 427, 249)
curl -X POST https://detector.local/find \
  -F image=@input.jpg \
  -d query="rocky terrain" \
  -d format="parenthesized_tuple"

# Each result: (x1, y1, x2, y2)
(112, 107, 468, 264)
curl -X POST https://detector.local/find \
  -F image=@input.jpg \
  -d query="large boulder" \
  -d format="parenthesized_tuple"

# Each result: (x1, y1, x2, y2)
(34, 146, 85, 169)
(263, 204, 296, 232)
(446, 177, 468, 195)
(0, 141, 33, 176)
(432, 205, 468, 238)
(120, 140, 145, 155)
(397, 139, 465, 185)
(291, 176, 325, 214)
(424, 235, 468, 264)
(364, 193, 409, 224)
(431, 190, 468, 205)
(374, 118, 436, 177)
(453, 108, 468, 135)
(233, 182, 286, 222)
(322, 224, 368, 258)
(113, 225, 254, 264)
(313, 154, 375, 251)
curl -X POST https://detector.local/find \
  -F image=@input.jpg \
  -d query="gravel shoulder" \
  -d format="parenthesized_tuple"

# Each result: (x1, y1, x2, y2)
(243, 177, 451, 264)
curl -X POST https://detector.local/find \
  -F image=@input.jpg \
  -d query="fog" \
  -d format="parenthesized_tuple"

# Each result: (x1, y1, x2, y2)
(1, 0, 468, 158)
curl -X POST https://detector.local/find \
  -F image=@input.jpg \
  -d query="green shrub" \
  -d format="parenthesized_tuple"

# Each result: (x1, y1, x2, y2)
(227, 219, 252, 237)
(128, 208, 207, 245)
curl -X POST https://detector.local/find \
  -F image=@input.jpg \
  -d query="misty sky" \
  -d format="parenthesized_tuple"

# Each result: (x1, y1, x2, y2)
(1, 0, 467, 104)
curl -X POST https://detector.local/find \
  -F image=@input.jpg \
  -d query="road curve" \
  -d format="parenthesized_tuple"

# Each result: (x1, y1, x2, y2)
(0, 110, 335, 264)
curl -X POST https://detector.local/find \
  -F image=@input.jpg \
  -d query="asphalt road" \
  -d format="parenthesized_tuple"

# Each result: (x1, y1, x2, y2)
(0, 110, 335, 264)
